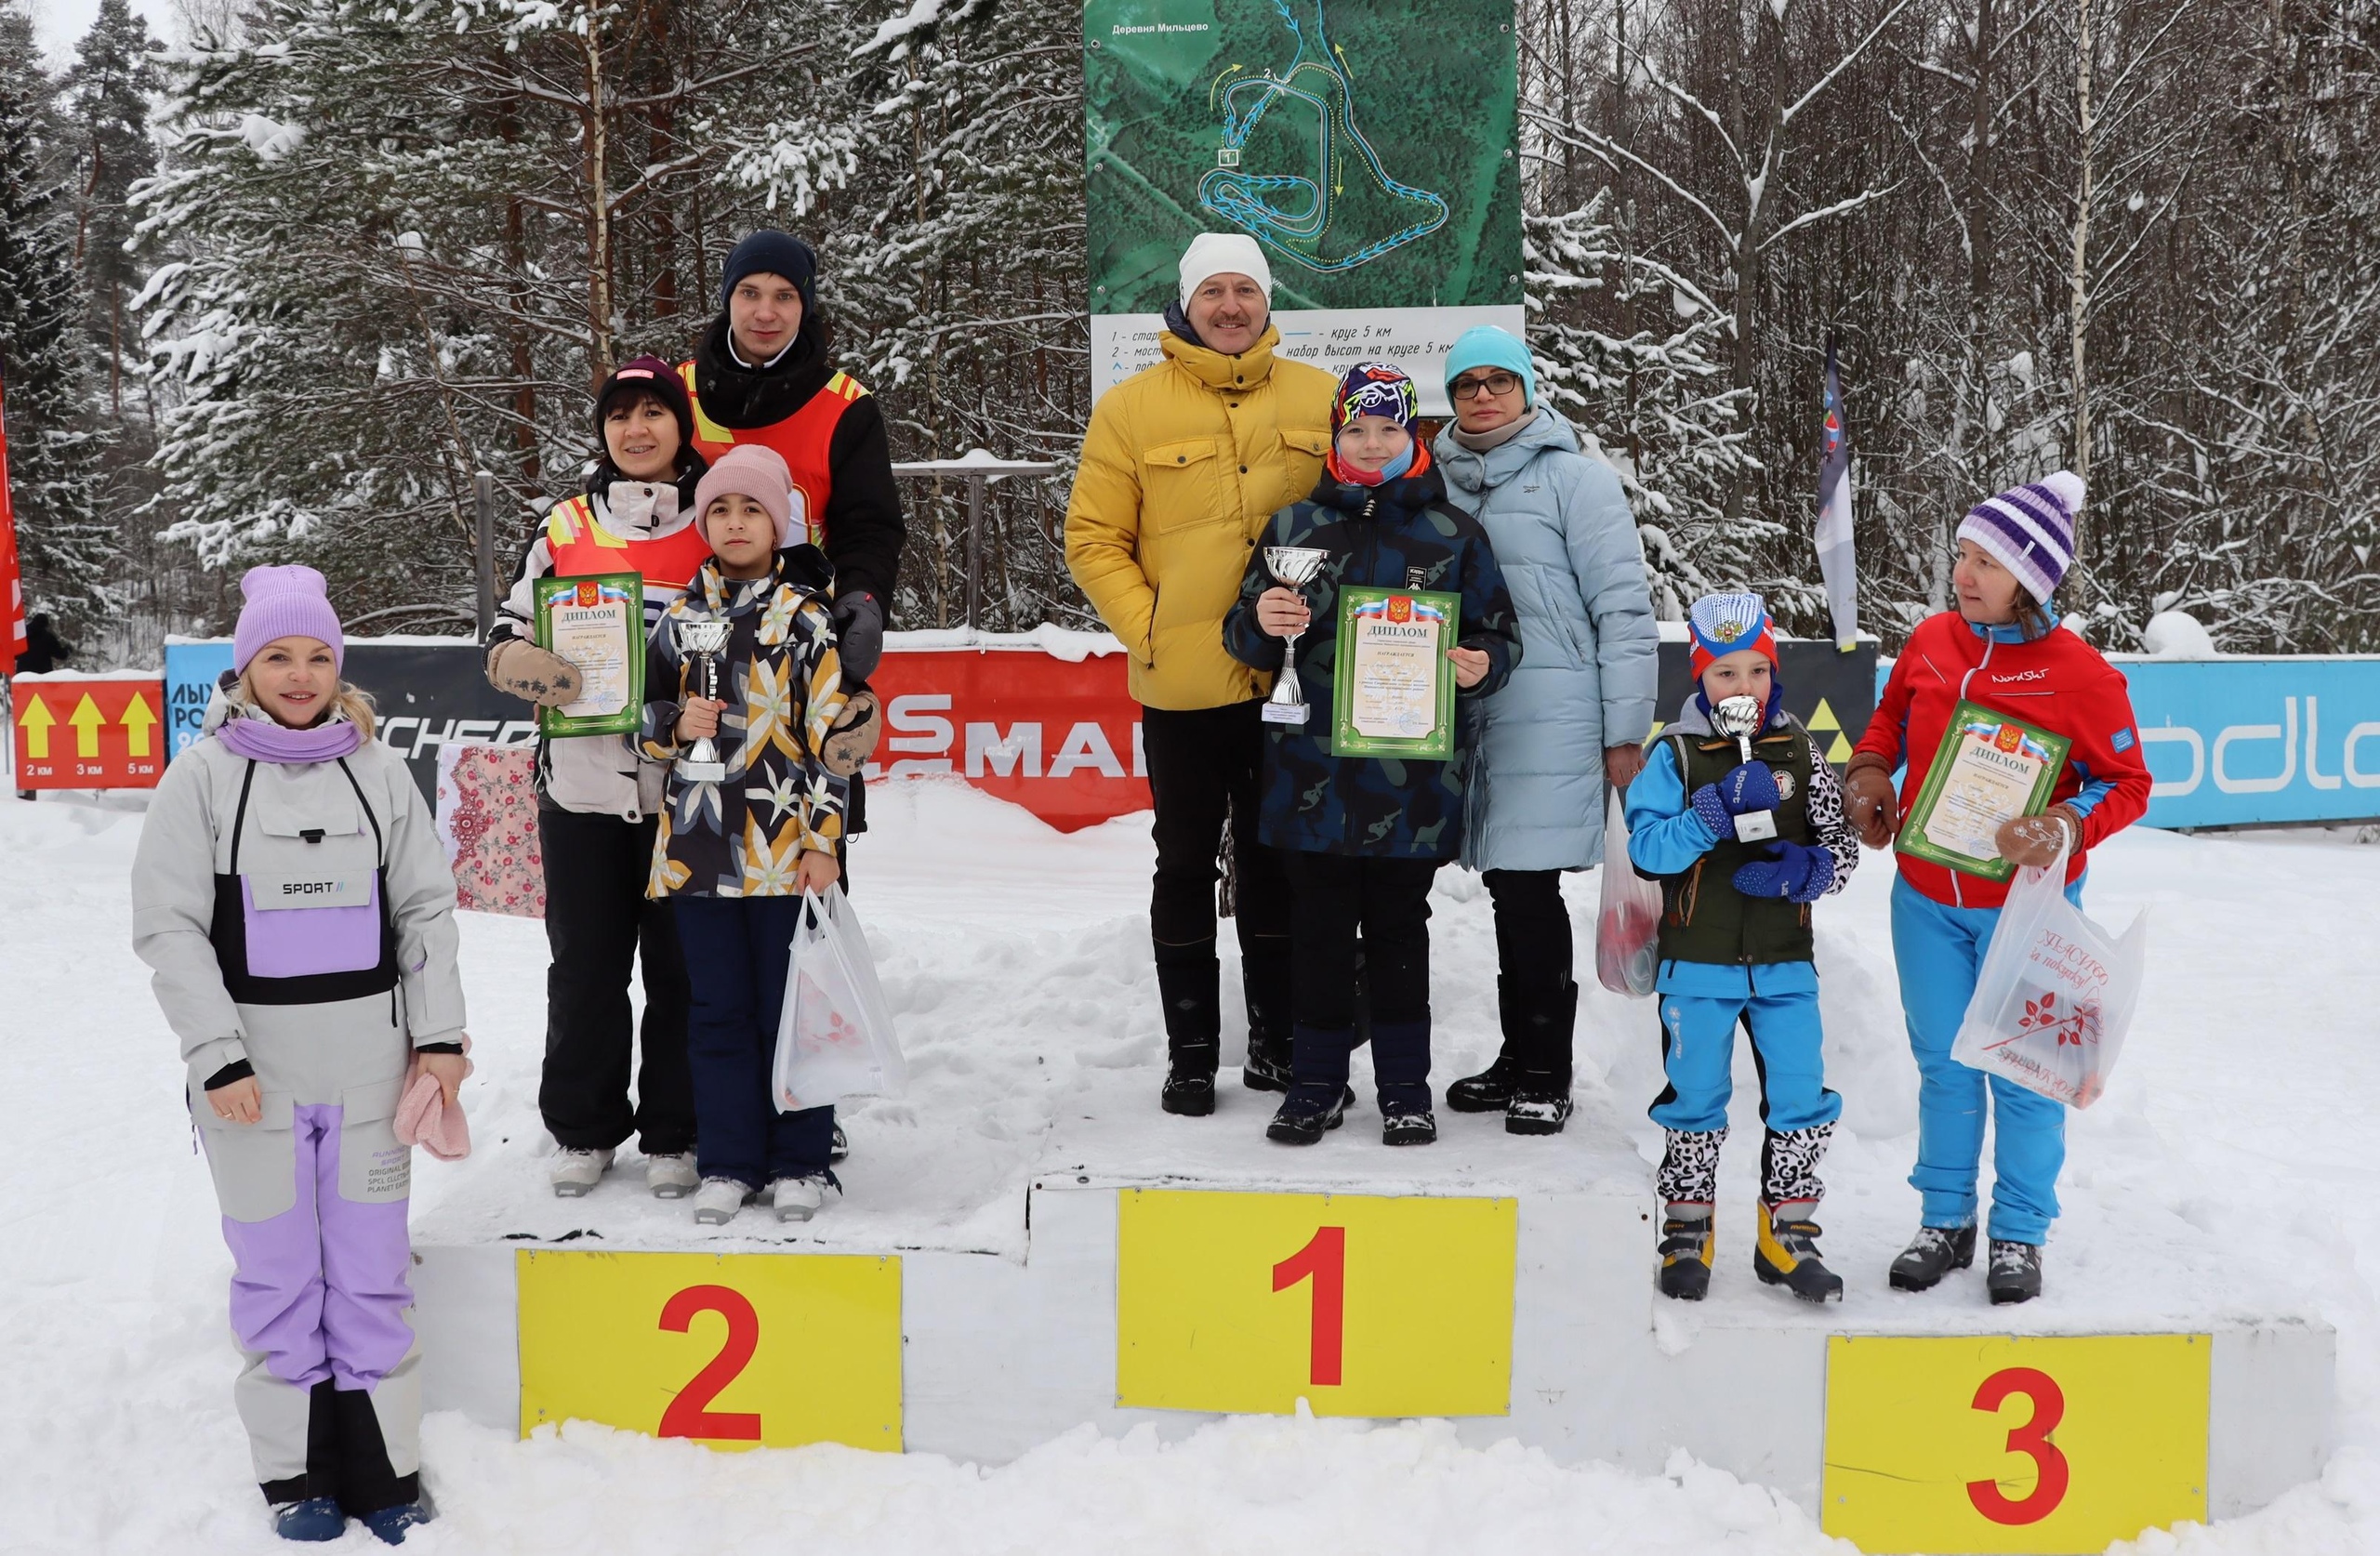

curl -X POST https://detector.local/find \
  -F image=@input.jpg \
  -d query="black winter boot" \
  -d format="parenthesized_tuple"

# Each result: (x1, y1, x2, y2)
(1505, 981, 1578, 1136)
(1987, 1239, 2043, 1304)
(1156, 952, 1221, 1117)
(1754, 1201, 1844, 1304)
(1889, 1225, 1977, 1292)
(1447, 977, 1524, 1113)
(1269, 1025, 1356, 1144)
(1658, 1205, 1713, 1300)
(1240, 938, 1294, 1093)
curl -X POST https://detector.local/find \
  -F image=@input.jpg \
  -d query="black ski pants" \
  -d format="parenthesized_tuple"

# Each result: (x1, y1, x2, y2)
(536, 806, 695, 1155)
(1141, 697, 1291, 964)
(1483, 868, 1574, 996)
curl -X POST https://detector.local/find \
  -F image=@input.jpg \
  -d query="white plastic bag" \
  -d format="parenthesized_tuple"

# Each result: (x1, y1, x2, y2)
(1595, 788, 1663, 999)
(773, 887, 907, 1113)
(1950, 844, 2149, 1108)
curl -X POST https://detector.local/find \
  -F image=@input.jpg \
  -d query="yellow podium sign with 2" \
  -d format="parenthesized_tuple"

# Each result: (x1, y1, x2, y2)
(1821, 1333, 2209, 1553)
(1116, 1188, 1517, 1418)
(516, 1248, 902, 1452)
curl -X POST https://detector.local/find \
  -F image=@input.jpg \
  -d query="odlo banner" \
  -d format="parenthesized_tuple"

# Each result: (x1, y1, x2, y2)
(1084, 0, 1523, 412)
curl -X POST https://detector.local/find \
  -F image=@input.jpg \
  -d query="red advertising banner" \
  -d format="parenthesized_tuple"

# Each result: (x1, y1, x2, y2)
(865, 643, 1148, 834)
(12, 674, 165, 789)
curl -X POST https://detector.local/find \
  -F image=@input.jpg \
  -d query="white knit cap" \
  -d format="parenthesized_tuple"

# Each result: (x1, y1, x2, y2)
(1177, 232, 1273, 308)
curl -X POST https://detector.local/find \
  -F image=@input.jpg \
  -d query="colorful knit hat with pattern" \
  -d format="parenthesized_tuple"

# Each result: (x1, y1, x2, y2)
(1959, 471, 2083, 604)
(1331, 362, 1419, 434)
(1686, 590, 1779, 679)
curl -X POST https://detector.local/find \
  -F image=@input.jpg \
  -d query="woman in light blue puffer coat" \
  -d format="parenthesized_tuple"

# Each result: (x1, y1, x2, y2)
(1432, 326, 1659, 1135)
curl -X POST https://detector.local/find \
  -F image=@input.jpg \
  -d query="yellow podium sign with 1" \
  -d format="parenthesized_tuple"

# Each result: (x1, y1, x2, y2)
(516, 1248, 902, 1452)
(1116, 1188, 1517, 1418)
(1821, 1333, 2209, 1553)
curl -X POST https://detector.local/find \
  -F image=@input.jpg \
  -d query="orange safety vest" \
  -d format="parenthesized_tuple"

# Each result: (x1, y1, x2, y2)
(543, 494, 716, 587)
(678, 360, 866, 549)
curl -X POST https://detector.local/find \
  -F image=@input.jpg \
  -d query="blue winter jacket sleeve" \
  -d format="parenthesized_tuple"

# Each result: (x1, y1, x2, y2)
(1564, 467, 1658, 745)
(1625, 737, 1723, 876)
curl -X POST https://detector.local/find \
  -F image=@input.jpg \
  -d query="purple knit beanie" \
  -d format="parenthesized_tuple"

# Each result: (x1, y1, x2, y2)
(1959, 471, 2083, 604)
(233, 565, 345, 674)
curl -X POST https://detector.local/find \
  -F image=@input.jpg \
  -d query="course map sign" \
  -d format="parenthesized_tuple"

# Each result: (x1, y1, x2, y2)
(1085, 0, 1522, 413)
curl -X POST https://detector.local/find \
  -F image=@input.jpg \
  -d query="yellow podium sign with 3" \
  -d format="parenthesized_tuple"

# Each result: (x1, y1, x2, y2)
(1116, 1188, 1517, 1418)
(1821, 1332, 2209, 1553)
(516, 1248, 902, 1452)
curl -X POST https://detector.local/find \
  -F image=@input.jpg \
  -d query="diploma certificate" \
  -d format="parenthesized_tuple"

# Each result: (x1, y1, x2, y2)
(1897, 700, 2073, 881)
(1329, 587, 1460, 760)
(533, 572, 645, 738)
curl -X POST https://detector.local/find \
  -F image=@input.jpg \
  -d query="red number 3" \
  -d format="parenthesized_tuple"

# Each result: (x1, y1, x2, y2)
(657, 1285, 762, 1442)
(1966, 1366, 2070, 1524)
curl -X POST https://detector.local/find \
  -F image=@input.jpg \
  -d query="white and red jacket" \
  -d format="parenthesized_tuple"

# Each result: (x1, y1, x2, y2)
(1855, 613, 2153, 910)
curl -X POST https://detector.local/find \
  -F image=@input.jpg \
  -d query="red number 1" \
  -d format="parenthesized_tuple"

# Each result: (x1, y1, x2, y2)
(1966, 1366, 2070, 1524)
(1272, 1225, 1346, 1387)
(656, 1285, 763, 1441)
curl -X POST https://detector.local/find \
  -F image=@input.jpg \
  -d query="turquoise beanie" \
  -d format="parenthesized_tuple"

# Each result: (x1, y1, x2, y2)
(1442, 325, 1536, 408)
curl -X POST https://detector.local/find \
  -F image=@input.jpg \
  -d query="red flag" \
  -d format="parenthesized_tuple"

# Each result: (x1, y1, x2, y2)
(0, 363, 22, 675)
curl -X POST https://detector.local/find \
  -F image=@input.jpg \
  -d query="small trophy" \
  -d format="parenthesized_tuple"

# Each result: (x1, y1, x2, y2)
(1260, 546, 1330, 726)
(674, 617, 734, 784)
(1711, 693, 1778, 842)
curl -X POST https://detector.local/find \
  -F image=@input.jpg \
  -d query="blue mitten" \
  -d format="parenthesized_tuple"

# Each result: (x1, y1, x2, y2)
(1715, 761, 1780, 815)
(1731, 841, 1835, 903)
(1688, 784, 1732, 838)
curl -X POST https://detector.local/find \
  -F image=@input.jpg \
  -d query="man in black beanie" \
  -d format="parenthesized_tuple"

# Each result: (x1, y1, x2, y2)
(678, 231, 905, 686)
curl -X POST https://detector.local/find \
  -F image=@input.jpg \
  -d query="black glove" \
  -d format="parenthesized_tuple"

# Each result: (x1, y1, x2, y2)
(832, 590, 885, 682)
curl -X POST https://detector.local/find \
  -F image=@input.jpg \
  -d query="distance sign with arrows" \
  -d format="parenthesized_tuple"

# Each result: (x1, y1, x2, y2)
(12, 676, 165, 789)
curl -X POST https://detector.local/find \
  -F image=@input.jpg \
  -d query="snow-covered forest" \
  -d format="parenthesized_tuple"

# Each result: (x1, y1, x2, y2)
(2, 0, 2374, 656)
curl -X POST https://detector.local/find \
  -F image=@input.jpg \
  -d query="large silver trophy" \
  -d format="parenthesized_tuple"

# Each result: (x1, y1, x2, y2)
(1711, 693, 1778, 842)
(1260, 546, 1331, 727)
(674, 617, 734, 783)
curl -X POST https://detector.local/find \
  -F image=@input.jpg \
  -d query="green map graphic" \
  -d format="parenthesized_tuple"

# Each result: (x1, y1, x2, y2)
(1085, 0, 1521, 313)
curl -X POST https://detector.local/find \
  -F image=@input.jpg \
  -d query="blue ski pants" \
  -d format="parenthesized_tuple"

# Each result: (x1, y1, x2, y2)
(1891, 874, 2080, 1245)
(1648, 985, 1842, 1137)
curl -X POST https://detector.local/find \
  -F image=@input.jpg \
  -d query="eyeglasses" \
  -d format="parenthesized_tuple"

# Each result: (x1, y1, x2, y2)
(1449, 371, 1524, 400)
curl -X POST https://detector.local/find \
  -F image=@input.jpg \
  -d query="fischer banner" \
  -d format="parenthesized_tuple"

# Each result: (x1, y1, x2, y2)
(11, 673, 166, 789)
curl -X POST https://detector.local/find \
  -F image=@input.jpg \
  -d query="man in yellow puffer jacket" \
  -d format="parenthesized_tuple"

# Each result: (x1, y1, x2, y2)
(1066, 233, 1335, 1117)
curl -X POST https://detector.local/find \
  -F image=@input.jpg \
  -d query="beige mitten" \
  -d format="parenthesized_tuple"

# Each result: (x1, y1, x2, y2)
(486, 639, 582, 708)
(819, 690, 883, 778)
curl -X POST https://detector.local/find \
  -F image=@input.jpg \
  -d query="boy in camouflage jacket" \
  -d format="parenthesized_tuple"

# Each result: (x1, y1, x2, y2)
(1223, 363, 1520, 1147)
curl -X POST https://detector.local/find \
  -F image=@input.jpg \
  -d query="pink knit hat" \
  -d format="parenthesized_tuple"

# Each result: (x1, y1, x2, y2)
(233, 565, 345, 673)
(694, 444, 797, 548)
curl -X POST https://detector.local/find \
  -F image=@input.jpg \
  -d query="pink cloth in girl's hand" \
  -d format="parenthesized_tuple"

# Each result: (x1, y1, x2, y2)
(394, 1039, 474, 1160)
(394, 1074, 470, 1160)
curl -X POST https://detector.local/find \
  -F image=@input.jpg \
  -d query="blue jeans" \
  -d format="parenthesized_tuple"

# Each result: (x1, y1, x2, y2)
(672, 895, 836, 1191)
(1890, 874, 2079, 1245)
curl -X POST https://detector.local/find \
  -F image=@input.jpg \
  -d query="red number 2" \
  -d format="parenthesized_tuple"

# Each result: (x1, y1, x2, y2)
(656, 1285, 762, 1441)
(1965, 1366, 2070, 1524)
(1272, 1225, 1346, 1387)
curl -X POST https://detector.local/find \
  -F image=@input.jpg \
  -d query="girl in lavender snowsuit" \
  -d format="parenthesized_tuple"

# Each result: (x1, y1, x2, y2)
(132, 566, 467, 1545)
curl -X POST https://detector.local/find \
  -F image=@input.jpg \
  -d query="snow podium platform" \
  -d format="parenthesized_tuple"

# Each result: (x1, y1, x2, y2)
(411, 1073, 2332, 1554)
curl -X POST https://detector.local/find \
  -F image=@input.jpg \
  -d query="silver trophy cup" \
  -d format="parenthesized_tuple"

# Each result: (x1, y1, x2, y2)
(675, 617, 734, 784)
(1260, 546, 1331, 726)
(1711, 692, 1778, 842)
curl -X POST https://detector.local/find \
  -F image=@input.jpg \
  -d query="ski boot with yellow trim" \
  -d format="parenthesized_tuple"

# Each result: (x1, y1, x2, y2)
(1657, 1204, 1713, 1300)
(1754, 1200, 1844, 1304)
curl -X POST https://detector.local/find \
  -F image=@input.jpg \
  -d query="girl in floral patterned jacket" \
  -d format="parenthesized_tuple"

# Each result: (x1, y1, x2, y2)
(640, 444, 851, 1226)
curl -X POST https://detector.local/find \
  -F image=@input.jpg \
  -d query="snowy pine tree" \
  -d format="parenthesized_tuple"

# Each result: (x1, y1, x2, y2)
(0, 5, 110, 632)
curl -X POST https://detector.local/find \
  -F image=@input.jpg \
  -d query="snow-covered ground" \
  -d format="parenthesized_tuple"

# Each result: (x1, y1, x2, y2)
(4, 779, 2376, 1553)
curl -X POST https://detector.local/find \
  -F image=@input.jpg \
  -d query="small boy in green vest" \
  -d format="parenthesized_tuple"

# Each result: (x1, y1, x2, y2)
(1622, 592, 1859, 1303)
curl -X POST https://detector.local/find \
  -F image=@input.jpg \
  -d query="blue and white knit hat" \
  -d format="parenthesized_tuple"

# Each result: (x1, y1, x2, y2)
(1960, 472, 2083, 604)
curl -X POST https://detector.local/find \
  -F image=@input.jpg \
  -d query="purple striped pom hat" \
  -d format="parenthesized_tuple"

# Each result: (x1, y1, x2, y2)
(1958, 471, 2084, 603)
